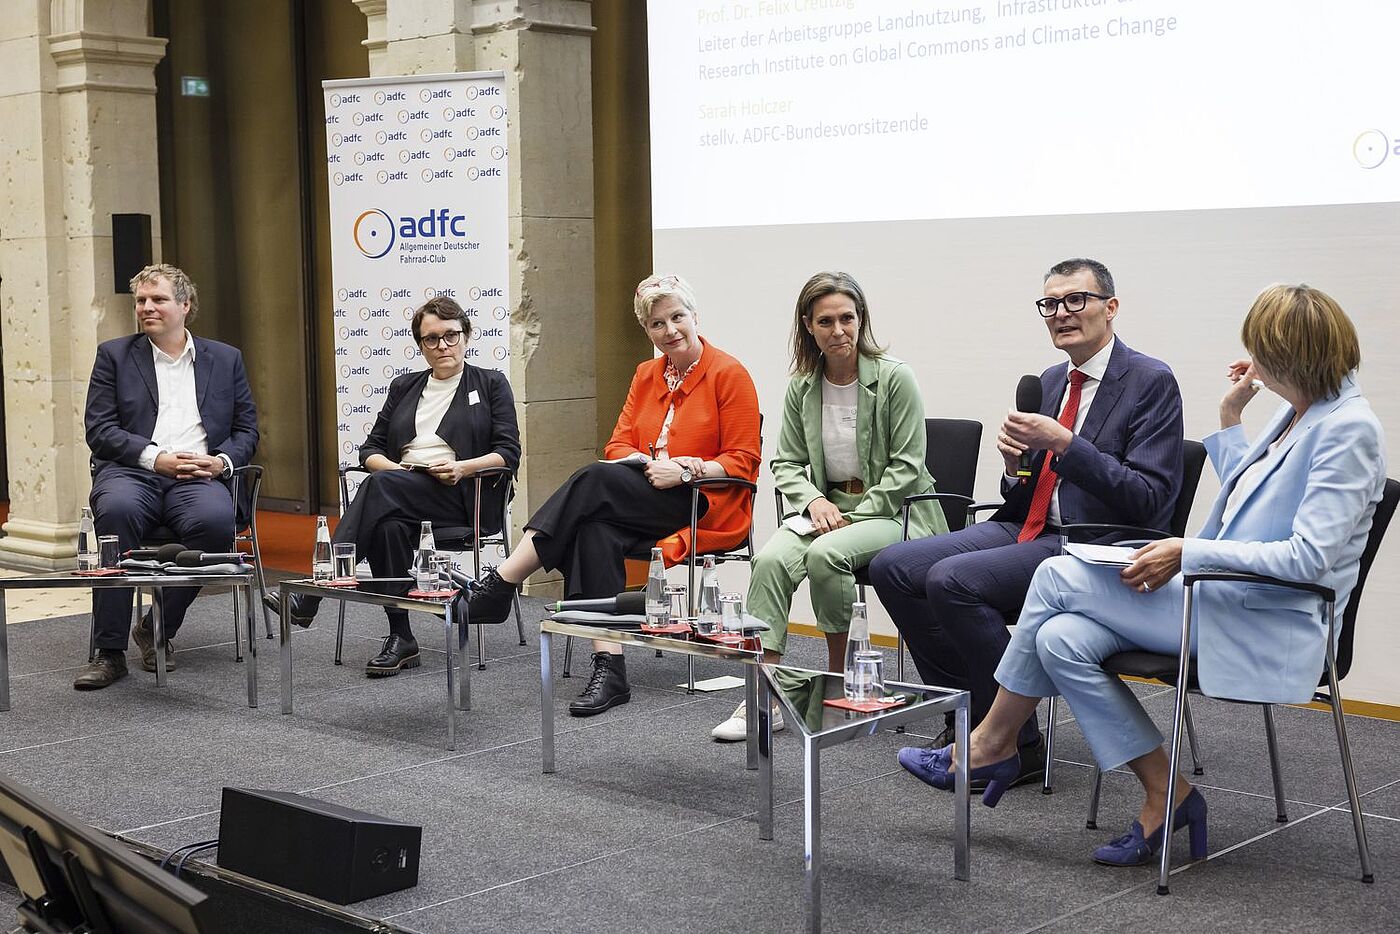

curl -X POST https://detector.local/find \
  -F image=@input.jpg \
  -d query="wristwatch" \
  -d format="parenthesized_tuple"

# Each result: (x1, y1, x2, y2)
(680, 467, 693, 483)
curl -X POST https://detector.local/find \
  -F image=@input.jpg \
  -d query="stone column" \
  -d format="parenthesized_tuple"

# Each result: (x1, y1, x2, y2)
(353, 0, 597, 595)
(0, 0, 166, 570)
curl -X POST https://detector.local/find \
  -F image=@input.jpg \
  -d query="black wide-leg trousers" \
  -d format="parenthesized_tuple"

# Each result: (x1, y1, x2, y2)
(526, 463, 706, 600)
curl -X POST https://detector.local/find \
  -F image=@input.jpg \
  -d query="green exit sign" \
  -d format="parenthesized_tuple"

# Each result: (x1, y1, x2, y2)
(181, 76, 210, 97)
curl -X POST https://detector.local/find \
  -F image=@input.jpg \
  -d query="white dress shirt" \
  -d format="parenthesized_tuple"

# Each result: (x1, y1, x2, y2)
(138, 331, 231, 476)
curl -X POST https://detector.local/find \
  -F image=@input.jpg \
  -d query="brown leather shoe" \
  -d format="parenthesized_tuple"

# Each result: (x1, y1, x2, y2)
(73, 652, 129, 690)
(131, 614, 176, 673)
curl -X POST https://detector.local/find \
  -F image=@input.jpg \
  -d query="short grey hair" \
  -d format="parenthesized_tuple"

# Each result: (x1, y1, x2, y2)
(633, 273, 698, 325)
(130, 263, 200, 321)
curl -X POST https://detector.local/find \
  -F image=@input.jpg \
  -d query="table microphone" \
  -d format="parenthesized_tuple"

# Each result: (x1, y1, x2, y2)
(1014, 374, 1042, 479)
(547, 591, 648, 615)
(174, 550, 249, 567)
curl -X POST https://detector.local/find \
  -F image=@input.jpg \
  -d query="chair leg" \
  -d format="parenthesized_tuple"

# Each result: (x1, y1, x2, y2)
(1183, 694, 1205, 776)
(1042, 697, 1057, 795)
(477, 623, 486, 671)
(513, 591, 526, 646)
(1157, 681, 1190, 895)
(687, 655, 696, 695)
(88, 620, 96, 662)
(1086, 765, 1104, 829)
(562, 635, 573, 678)
(230, 589, 243, 663)
(334, 601, 346, 666)
(896, 634, 905, 683)
(1325, 691, 1375, 883)
(1262, 704, 1289, 823)
(249, 530, 274, 639)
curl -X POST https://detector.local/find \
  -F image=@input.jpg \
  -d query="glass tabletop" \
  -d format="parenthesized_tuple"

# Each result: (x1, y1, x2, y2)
(762, 664, 966, 740)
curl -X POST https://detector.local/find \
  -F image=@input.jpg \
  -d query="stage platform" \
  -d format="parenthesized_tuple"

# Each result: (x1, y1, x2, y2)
(3, 584, 1400, 933)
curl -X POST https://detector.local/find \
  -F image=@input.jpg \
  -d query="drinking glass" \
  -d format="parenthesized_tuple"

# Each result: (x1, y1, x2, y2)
(847, 649, 885, 703)
(98, 535, 120, 569)
(719, 593, 744, 631)
(332, 543, 357, 581)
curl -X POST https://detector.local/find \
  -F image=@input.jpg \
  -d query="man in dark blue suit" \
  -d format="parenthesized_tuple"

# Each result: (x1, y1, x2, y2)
(74, 264, 259, 690)
(869, 258, 1184, 787)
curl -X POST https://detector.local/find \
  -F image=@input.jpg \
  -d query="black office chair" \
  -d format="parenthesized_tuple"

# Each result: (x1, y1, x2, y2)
(980, 440, 1210, 795)
(86, 464, 271, 663)
(773, 417, 982, 680)
(1086, 477, 1398, 894)
(333, 464, 524, 670)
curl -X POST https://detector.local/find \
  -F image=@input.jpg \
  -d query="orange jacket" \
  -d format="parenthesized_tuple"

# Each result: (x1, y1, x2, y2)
(604, 339, 761, 565)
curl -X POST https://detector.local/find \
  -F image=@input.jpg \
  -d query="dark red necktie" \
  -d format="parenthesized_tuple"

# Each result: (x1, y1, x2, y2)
(1018, 369, 1087, 542)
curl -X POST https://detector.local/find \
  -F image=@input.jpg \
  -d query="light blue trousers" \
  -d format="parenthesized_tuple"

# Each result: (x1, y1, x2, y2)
(994, 555, 1198, 771)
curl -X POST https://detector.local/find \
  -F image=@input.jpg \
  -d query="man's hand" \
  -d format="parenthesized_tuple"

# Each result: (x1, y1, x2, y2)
(427, 460, 473, 485)
(806, 497, 848, 536)
(160, 451, 221, 480)
(1004, 410, 1074, 457)
(995, 418, 1030, 476)
(1120, 538, 1184, 593)
(644, 458, 687, 489)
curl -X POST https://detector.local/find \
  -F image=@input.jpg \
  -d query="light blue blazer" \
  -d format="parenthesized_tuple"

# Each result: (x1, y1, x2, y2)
(1182, 375, 1386, 704)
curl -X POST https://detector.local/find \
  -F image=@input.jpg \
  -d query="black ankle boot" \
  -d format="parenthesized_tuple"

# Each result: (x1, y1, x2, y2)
(465, 568, 517, 625)
(568, 652, 631, 717)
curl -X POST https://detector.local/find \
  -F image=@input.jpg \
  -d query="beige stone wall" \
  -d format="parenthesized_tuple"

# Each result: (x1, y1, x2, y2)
(0, 0, 166, 569)
(353, 0, 598, 595)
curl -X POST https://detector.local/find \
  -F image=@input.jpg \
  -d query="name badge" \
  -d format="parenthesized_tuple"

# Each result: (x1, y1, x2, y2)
(468, 390, 480, 405)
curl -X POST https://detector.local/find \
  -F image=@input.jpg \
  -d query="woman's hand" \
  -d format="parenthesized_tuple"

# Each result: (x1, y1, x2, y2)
(1220, 358, 1261, 428)
(427, 460, 472, 485)
(806, 497, 848, 536)
(673, 455, 708, 478)
(1120, 538, 1184, 593)
(644, 457, 687, 489)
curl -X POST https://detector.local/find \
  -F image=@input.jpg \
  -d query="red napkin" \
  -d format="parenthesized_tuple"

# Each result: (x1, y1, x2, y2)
(823, 695, 907, 713)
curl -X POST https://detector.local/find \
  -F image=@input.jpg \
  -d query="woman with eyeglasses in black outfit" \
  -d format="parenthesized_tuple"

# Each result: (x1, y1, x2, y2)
(266, 295, 520, 676)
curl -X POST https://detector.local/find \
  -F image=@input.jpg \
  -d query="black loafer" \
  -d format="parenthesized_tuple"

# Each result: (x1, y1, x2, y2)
(131, 613, 175, 673)
(365, 634, 420, 677)
(264, 591, 319, 628)
(74, 652, 129, 690)
(568, 652, 631, 717)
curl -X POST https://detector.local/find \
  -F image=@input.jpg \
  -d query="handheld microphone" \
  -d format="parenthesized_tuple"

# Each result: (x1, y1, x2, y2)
(156, 543, 189, 564)
(547, 591, 648, 615)
(1014, 375, 1042, 479)
(447, 568, 475, 591)
(123, 547, 163, 560)
(174, 550, 249, 567)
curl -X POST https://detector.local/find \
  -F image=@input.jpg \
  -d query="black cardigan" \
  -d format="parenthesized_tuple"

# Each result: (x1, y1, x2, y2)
(358, 365, 521, 536)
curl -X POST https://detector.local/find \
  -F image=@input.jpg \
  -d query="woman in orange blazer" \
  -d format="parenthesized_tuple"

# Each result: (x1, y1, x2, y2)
(467, 273, 761, 715)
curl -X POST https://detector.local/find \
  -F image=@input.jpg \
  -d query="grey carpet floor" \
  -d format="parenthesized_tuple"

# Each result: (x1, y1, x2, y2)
(3, 583, 1399, 933)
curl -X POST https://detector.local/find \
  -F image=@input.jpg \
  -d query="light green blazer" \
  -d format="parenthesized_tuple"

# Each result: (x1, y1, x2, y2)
(772, 353, 948, 539)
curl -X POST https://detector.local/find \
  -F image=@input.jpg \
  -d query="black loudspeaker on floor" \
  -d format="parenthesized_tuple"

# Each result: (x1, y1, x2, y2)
(217, 787, 422, 905)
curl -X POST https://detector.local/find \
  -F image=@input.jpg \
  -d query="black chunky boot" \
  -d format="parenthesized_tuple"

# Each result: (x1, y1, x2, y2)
(568, 652, 631, 717)
(464, 568, 518, 625)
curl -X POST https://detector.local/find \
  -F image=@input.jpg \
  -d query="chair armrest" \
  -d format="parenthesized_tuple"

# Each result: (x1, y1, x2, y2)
(773, 488, 793, 524)
(339, 463, 371, 478)
(901, 492, 975, 510)
(968, 501, 1003, 518)
(1182, 571, 1335, 602)
(1061, 523, 1170, 544)
(472, 466, 515, 480)
(690, 477, 758, 493)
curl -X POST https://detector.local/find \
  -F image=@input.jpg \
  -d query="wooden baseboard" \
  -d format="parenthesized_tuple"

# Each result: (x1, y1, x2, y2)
(782, 623, 1400, 723)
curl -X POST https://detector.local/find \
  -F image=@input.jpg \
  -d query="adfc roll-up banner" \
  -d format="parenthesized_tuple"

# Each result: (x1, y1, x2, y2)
(323, 71, 510, 513)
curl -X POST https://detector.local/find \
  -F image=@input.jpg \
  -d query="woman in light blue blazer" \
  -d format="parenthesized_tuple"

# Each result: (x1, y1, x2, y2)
(899, 284, 1386, 867)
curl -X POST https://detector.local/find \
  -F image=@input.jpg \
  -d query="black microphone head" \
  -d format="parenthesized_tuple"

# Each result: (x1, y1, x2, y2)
(1015, 375, 1042, 413)
(616, 590, 648, 615)
(156, 543, 187, 563)
(174, 550, 203, 568)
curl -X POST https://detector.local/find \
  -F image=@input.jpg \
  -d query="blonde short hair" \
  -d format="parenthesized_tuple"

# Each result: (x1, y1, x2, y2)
(1242, 284, 1359, 401)
(633, 273, 697, 325)
(130, 263, 199, 322)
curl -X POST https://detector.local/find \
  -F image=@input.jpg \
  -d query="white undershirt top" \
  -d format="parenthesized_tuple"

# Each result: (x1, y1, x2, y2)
(1048, 336, 1115, 526)
(400, 371, 462, 465)
(820, 375, 861, 483)
(1221, 430, 1288, 527)
(138, 331, 230, 476)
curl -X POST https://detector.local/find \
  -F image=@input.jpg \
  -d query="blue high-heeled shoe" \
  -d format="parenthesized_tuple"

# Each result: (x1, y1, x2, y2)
(1092, 788, 1209, 867)
(896, 744, 1022, 807)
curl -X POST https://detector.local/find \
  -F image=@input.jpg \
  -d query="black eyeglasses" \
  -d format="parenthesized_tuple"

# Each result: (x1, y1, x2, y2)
(1035, 291, 1112, 317)
(420, 330, 464, 348)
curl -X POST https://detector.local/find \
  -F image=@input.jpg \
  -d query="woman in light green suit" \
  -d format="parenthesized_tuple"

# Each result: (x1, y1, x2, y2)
(712, 271, 947, 741)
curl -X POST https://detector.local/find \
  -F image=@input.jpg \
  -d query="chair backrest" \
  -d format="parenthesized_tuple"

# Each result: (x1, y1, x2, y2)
(924, 418, 982, 531)
(1168, 440, 1208, 537)
(1335, 476, 1400, 681)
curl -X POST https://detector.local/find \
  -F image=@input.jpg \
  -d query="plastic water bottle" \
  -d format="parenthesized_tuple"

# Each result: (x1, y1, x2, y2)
(77, 507, 99, 571)
(843, 602, 873, 701)
(312, 515, 332, 582)
(697, 555, 721, 634)
(413, 520, 437, 591)
(645, 546, 668, 627)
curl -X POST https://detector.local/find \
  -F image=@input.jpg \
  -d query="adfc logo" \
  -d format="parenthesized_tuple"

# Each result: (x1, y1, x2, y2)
(353, 208, 396, 258)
